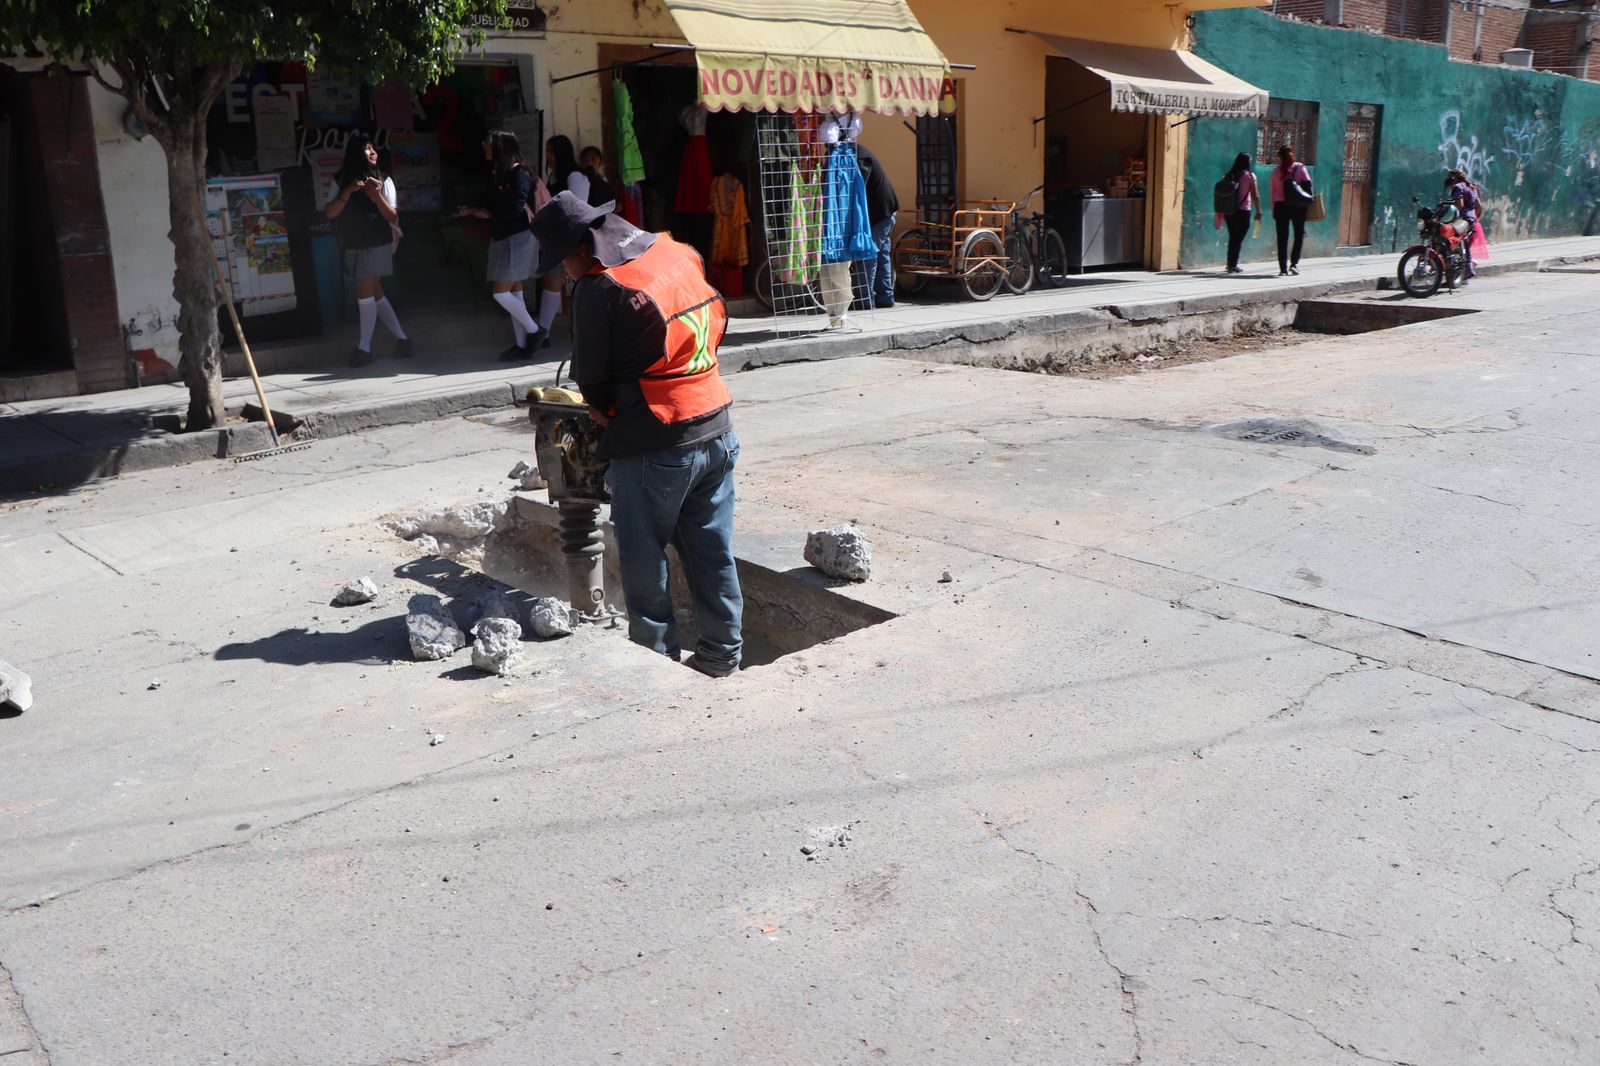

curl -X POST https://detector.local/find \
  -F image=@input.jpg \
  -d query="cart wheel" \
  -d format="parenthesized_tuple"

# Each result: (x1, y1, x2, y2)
(894, 228, 932, 295)
(1004, 230, 1035, 295)
(960, 230, 1006, 302)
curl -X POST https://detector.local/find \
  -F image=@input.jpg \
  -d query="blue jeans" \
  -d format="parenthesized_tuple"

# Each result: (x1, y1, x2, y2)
(606, 431, 743, 669)
(862, 213, 896, 307)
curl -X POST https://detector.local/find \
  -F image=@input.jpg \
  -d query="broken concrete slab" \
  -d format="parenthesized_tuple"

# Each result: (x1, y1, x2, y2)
(0, 659, 33, 711)
(805, 524, 873, 582)
(527, 597, 574, 640)
(470, 617, 523, 675)
(407, 595, 465, 661)
(331, 576, 377, 607)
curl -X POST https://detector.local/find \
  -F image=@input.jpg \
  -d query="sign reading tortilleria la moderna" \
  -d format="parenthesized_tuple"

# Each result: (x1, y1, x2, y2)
(696, 52, 954, 116)
(1111, 85, 1262, 119)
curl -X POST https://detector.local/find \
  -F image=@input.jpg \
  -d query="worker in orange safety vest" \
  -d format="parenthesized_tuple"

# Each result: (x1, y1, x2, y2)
(530, 191, 743, 677)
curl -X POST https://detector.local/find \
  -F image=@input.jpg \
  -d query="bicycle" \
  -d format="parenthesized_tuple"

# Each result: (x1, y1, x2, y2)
(1002, 186, 1069, 295)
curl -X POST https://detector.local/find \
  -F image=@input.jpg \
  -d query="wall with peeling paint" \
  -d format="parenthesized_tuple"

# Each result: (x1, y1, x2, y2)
(1180, 8, 1600, 268)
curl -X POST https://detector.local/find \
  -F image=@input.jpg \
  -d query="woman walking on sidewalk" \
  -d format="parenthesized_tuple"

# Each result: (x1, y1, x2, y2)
(457, 129, 547, 361)
(325, 134, 412, 367)
(1218, 152, 1261, 274)
(1270, 144, 1313, 277)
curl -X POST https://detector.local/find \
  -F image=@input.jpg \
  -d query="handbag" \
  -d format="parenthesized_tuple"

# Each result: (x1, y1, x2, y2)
(1306, 193, 1327, 222)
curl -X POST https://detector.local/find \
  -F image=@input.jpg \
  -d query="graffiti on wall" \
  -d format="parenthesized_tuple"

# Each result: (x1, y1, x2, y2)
(1500, 114, 1547, 173)
(1438, 110, 1496, 180)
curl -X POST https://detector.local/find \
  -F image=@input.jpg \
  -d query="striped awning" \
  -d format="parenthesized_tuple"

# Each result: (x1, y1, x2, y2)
(662, 0, 953, 116)
(1033, 33, 1268, 119)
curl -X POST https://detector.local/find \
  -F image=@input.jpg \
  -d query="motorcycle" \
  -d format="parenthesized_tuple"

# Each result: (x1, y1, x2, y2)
(1396, 197, 1472, 298)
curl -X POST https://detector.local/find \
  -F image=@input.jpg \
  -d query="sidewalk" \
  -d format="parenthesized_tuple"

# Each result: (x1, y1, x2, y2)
(3, 234, 1597, 494)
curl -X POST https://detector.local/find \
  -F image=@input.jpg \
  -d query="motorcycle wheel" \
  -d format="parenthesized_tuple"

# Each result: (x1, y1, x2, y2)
(1398, 247, 1443, 298)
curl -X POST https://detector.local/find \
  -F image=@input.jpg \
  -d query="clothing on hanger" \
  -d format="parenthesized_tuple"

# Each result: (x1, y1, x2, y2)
(711, 175, 750, 269)
(613, 79, 647, 185)
(821, 142, 876, 265)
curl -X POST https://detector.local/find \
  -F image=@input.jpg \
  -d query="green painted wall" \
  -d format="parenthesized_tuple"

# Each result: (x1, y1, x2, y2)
(1181, 9, 1600, 268)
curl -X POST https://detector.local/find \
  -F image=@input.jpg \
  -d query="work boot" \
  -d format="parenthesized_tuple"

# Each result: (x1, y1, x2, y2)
(685, 654, 736, 678)
(348, 346, 374, 368)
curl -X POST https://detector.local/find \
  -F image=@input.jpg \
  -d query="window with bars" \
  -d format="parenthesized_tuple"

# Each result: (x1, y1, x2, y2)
(1258, 98, 1319, 165)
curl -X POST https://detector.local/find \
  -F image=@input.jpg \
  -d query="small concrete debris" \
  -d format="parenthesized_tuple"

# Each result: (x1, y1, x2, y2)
(471, 617, 524, 676)
(518, 471, 547, 491)
(429, 733, 446, 747)
(147, 678, 163, 691)
(800, 845, 817, 856)
(938, 571, 954, 583)
(0, 659, 34, 712)
(332, 575, 378, 607)
(411, 534, 441, 556)
(528, 597, 575, 639)
(804, 524, 873, 582)
(507, 460, 534, 480)
(407, 594, 466, 661)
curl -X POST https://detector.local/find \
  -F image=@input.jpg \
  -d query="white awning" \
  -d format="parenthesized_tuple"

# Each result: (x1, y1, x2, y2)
(661, 0, 953, 116)
(1033, 33, 1268, 119)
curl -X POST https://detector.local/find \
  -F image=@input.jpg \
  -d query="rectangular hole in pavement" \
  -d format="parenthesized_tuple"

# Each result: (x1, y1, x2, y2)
(473, 497, 896, 670)
(1293, 299, 1479, 336)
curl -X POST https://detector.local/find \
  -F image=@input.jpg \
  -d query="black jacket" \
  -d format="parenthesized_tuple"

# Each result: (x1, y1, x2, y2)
(855, 144, 900, 225)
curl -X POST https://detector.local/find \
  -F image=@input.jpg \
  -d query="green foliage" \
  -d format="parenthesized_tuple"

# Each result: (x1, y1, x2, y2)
(1, 1, 509, 118)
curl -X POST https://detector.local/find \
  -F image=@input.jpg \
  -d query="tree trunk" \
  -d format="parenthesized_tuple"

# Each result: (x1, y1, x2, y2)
(165, 117, 224, 431)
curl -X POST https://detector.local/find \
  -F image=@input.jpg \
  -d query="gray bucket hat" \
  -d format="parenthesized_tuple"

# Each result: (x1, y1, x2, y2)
(531, 191, 654, 276)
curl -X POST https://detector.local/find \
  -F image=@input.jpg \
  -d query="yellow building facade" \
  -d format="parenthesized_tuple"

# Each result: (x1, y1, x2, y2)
(467, 0, 1265, 274)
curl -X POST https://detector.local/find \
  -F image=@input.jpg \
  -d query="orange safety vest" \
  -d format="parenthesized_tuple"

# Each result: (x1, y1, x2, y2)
(601, 237, 731, 425)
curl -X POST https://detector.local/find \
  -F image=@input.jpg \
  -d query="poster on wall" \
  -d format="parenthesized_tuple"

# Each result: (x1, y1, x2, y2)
(389, 133, 442, 212)
(253, 94, 299, 170)
(204, 175, 298, 317)
(309, 148, 345, 210)
(307, 71, 362, 126)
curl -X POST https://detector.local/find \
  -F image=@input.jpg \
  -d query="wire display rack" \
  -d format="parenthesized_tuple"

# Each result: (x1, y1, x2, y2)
(753, 115, 872, 336)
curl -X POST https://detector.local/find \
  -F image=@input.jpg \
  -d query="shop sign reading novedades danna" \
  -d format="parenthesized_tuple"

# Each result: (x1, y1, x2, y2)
(696, 53, 954, 116)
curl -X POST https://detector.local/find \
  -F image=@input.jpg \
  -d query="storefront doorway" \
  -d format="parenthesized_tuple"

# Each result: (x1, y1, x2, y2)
(205, 59, 536, 345)
(1043, 55, 1149, 273)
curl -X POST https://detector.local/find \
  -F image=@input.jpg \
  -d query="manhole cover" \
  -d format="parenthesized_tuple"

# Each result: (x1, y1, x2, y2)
(1207, 418, 1375, 455)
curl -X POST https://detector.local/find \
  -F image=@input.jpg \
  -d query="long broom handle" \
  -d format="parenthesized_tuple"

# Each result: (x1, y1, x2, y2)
(192, 191, 280, 447)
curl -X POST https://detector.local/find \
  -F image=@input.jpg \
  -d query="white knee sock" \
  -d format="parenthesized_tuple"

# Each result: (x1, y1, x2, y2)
(356, 297, 378, 351)
(493, 291, 539, 342)
(510, 317, 527, 347)
(538, 290, 562, 334)
(374, 297, 406, 340)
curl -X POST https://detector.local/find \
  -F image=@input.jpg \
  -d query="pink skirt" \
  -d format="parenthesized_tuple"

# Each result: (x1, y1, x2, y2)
(674, 135, 713, 215)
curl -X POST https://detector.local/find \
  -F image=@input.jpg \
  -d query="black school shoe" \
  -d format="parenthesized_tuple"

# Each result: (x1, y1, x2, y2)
(498, 342, 531, 362)
(394, 338, 415, 359)
(348, 346, 374, 367)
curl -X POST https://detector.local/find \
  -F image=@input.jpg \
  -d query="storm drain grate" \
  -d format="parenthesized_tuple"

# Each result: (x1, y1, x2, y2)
(1207, 418, 1375, 455)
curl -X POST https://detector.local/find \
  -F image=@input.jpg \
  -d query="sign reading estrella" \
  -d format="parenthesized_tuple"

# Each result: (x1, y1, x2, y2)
(696, 52, 954, 116)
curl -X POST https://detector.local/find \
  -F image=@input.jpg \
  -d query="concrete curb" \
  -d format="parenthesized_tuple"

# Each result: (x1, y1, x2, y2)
(5, 249, 1596, 496)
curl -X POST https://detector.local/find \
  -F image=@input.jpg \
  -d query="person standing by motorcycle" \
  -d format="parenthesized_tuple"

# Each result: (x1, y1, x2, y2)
(1446, 169, 1482, 285)
(1269, 144, 1313, 277)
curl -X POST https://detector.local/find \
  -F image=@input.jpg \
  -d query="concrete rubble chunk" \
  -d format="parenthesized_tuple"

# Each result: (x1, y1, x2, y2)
(507, 460, 534, 480)
(471, 617, 524, 675)
(471, 588, 518, 628)
(407, 594, 466, 661)
(518, 470, 547, 492)
(387, 500, 509, 542)
(804, 524, 873, 582)
(528, 597, 574, 639)
(333, 576, 378, 606)
(0, 659, 34, 712)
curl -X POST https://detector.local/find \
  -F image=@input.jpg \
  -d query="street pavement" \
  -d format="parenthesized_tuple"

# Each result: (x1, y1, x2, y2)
(1, 271, 1597, 1064)
(3, 234, 1598, 495)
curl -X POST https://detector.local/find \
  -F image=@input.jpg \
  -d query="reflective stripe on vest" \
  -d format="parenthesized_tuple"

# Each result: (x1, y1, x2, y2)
(602, 237, 731, 425)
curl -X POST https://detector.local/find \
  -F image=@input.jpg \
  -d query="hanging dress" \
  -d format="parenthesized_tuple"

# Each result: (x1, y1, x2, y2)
(674, 104, 713, 215)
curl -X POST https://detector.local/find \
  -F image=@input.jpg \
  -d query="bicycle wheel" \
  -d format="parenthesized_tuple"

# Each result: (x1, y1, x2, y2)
(894, 228, 933, 295)
(960, 230, 1006, 302)
(1003, 229, 1034, 294)
(1037, 229, 1069, 288)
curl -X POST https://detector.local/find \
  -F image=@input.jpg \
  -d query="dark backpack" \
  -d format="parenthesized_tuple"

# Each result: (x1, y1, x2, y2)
(1213, 173, 1241, 214)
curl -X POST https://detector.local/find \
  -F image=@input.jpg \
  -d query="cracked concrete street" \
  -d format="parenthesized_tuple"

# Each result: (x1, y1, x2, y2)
(2, 271, 1598, 1064)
